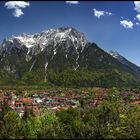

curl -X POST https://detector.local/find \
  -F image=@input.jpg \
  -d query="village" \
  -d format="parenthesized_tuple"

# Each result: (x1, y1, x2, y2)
(0, 88, 140, 117)
(0, 89, 80, 117)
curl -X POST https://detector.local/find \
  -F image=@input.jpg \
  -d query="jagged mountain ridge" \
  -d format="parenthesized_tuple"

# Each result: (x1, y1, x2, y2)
(109, 50, 140, 74)
(0, 27, 88, 79)
(0, 27, 139, 86)
(1, 27, 87, 55)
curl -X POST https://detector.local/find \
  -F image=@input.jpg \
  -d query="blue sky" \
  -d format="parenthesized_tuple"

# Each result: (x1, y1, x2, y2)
(0, 1, 140, 66)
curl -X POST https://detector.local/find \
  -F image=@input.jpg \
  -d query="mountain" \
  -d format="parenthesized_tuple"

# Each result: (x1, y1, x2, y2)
(0, 27, 140, 87)
(109, 51, 140, 74)
(0, 27, 87, 78)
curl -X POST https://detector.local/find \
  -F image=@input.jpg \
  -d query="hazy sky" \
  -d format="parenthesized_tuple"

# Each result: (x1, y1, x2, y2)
(0, 1, 140, 66)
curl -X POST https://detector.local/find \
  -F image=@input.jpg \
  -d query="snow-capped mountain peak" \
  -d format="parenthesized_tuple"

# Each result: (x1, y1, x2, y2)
(0, 27, 88, 53)
(0, 27, 88, 73)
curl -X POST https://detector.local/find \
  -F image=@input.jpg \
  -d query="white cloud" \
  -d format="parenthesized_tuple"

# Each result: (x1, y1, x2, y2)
(13, 8, 24, 17)
(66, 1, 79, 4)
(134, 1, 140, 12)
(5, 1, 30, 17)
(136, 22, 140, 25)
(93, 8, 112, 19)
(120, 20, 134, 29)
(93, 9, 104, 18)
(106, 12, 112, 16)
(136, 14, 140, 21)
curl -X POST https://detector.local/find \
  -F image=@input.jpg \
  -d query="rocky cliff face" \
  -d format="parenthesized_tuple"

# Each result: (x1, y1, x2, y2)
(0, 27, 88, 79)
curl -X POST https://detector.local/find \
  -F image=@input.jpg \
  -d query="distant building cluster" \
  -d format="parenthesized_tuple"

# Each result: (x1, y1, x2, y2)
(0, 89, 89, 117)
(0, 88, 138, 117)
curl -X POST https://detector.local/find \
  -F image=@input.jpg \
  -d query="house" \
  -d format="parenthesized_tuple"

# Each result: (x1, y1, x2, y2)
(15, 101, 24, 117)
(15, 101, 24, 108)
(34, 98, 43, 104)
(21, 97, 33, 105)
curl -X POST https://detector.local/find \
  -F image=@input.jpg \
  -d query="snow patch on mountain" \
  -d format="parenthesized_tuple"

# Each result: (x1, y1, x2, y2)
(29, 59, 36, 72)
(109, 50, 127, 62)
(44, 61, 48, 82)
(108, 50, 140, 74)
(13, 34, 36, 48)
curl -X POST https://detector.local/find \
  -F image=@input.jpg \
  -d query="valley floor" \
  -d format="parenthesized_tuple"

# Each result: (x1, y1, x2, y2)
(0, 86, 140, 139)
(0, 86, 140, 116)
